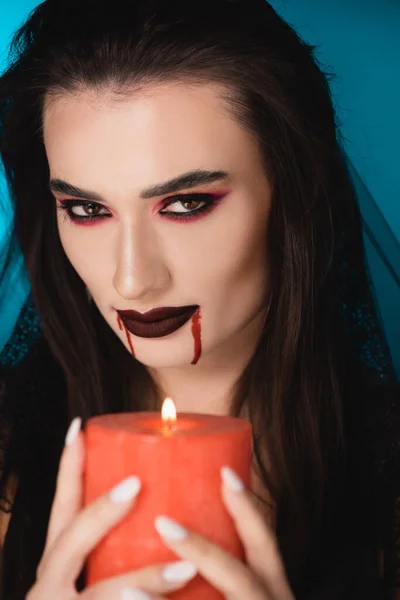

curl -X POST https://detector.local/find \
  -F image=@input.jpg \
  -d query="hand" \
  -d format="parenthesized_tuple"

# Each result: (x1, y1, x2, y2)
(26, 417, 197, 600)
(132, 467, 295, 600)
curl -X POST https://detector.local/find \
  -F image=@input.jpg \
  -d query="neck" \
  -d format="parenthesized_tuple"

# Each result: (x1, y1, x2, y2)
(147, 308, 265, 416)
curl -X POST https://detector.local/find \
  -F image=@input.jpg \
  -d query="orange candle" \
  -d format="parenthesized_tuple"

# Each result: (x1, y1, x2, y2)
(83, 399, 252, 599)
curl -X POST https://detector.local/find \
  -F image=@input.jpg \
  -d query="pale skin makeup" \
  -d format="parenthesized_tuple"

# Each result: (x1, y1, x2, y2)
(43, 81, 272, 416)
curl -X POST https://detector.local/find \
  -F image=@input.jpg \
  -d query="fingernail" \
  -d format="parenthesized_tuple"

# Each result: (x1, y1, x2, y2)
(162, 560, 197, 583)
(221, 466, 245, 492)
(155, 516, 188, 541)
(121, 589, 152, 600)
(109, 476, 141, 503)
(65, 417, 81, 446)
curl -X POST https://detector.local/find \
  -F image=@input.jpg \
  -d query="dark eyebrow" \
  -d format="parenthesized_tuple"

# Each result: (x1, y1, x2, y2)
(49, 169, 230, 202)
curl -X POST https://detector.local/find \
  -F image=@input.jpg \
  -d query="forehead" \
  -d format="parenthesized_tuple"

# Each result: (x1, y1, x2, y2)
(42, 82, 264, 194)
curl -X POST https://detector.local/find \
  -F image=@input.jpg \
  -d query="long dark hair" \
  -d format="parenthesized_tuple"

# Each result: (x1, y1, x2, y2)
(0, 0, 398, 598)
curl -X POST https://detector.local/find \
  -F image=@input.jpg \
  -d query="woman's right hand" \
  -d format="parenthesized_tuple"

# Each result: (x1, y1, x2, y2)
(26, 417, 197, 600)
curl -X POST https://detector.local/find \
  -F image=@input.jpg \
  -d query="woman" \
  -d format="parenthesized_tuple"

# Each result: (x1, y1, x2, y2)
(0, 0, 398, 598)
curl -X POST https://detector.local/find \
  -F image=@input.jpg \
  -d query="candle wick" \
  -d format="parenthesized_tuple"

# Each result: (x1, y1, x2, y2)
(163, 418, 175, 435)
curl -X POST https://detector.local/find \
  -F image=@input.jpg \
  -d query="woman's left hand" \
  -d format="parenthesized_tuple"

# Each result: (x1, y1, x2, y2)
(127, 466, 295, 600)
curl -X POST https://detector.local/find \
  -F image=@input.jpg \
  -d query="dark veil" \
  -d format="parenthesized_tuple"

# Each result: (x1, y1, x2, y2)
(0, 153, 399, 597)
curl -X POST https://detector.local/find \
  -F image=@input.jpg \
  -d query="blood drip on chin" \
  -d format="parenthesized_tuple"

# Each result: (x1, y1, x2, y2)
(117, 314, 135, 357)
(191, 308, 202, 365)
(117, 314, 124, 331)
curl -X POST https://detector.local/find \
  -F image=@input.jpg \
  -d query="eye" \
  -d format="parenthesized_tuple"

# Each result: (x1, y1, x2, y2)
(161, 198, 206, 214)
(158, 193, 220, 221)
(56, 200, 111, 224)
(69, 202, 108, 217)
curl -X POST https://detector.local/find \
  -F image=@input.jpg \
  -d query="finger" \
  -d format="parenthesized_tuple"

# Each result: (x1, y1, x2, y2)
(81, 560, 197, 599)
(39, 475, 141, 585)
(221, 466, 293, 599)
(119, 592, 165, 600)
(154, 516, 267, 600)
(43, 417, 84, 556)
(87, 589, 166, 600)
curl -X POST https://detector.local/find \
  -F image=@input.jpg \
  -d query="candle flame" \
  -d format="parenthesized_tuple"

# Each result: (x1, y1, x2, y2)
(161, 397, 177, 422)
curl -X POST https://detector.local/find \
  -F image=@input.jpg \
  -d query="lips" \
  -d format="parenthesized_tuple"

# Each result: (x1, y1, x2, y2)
(116, 305, 199, 339)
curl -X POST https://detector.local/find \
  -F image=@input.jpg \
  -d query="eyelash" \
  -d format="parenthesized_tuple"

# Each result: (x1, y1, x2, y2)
(56, 193, 220, 224)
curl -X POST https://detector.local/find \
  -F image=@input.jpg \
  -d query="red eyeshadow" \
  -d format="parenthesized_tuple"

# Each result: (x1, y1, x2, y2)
(153, 189, 229, 223)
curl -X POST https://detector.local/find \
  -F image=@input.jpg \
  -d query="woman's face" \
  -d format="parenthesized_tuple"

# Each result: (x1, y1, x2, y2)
(43, 82, 272, 369)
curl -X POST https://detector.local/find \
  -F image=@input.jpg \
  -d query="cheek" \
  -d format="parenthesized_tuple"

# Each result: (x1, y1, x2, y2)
(57, 222, 79, 267)
(166, 211, 268, 324)
(207, 237, 268, 336)
(185, 212, 268, 289)
(57, 222, 111, 289)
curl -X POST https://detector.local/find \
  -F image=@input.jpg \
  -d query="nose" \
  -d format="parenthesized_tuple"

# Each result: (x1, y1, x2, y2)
(113, 221, 170, 302)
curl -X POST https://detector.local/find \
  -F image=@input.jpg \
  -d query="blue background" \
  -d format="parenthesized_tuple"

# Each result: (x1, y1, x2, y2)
(1, 0, 399, 373)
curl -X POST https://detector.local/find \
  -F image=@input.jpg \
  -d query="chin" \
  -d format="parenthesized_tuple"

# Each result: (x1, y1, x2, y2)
(127, 342, 201, 369)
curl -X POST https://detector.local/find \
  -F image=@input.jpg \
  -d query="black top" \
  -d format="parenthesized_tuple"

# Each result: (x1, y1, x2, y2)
(0, 329, 398, 599)
(0, 281, 399, 600)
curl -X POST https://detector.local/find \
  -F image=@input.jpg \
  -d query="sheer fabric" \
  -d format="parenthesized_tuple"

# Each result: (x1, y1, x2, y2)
(0, 171, 399, 598)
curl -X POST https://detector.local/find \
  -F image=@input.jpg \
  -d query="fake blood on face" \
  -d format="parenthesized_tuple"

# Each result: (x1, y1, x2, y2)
(117, 309, 201, 364)
(191, 308, 202, 365)
(117, 313, 135, 357)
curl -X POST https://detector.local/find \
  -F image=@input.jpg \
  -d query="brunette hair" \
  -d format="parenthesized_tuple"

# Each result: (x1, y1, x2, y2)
(0, 0, 397, 597)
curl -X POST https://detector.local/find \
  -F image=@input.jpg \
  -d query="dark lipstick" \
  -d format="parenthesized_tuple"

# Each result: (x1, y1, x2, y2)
(115, 305, 199, 339)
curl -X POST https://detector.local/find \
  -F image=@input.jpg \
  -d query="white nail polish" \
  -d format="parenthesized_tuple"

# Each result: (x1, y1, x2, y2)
(109, 476, 141, 503)
(121, 588, 152, 600)
(155, 516, 188, 541)
(162, 560, 197, 583)
(65, 417, 81, 446)
(221, 466, 245, 492)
